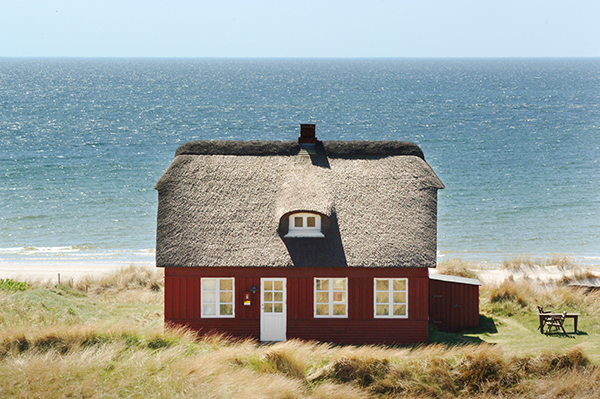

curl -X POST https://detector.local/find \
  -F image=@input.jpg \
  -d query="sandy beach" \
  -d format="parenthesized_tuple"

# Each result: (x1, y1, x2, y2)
(431, 262, 600, 286)
(0, 261, 155, 283)
(3, 259, 598, 287)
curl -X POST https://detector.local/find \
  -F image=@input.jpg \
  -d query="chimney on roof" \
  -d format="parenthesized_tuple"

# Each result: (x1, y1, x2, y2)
(299, 124, 317, 147)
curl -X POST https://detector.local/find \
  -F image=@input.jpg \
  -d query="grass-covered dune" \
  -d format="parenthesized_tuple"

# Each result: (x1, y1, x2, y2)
(1, 260, 600, 398)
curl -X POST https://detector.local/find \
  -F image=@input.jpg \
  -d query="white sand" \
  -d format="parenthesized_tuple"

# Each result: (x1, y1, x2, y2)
(430, 263, 600, 286)
(475, 265, 600, 286)
(2, 261, 598, 286)
(0, 261, 155, 283)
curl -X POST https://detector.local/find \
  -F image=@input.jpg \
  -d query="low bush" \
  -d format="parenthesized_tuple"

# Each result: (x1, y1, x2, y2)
(0, 278, 31, 291)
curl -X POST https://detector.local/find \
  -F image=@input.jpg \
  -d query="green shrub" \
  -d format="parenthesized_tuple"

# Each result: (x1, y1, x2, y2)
(0, 279, 31, 291)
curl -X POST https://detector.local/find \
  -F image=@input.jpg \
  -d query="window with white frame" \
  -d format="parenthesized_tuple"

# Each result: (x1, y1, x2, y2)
(314, 278, 347, 317)
(284, 213, 324, 238)
(374, 278, 407, 318)
(201, 278, 234, 317)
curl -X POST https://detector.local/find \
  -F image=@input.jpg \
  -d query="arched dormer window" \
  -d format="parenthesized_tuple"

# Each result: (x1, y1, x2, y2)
(284, 212, 324, 238)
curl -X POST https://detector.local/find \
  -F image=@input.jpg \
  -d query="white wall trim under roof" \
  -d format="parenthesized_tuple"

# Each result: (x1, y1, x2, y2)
(429, 271, 482, 286)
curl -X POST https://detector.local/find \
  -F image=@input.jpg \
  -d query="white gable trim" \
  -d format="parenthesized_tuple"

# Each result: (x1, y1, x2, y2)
(429, 273, 482, 286)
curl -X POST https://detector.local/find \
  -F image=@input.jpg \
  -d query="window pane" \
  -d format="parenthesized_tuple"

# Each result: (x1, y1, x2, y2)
(274, 303, 283, 313)
(393, 305, 407, 316)
(333, 305, 346, 316)
(332, 292, 346, 303)
(376, 292, 389, 304)
(264, 281, 272, 290)
(316, 292, 329, 303)
(203, 291, 216, 303)
(393, 292, 406, 304)
(203, 304, 216, 315)
(316, 279, 329, 290)
(220, 279, 232, 290)
(307, 217, 316, 227)
(274, 281, 283, 291)
(333, 279, 346, 290)
(376, 305, 389, 316)
(202, 279, 216, 290)
(202, 278, 235, 318)
(375, 279, 389, 291)
(274, 292, 283, 302)
(220, 304, 233, 315)
(264, 291, 273, 301)
(264, 303, 273, 313)
(393, 279, 406, 291)
(220, 292, 233, 303)
(295, 217, 303, 227)
(316, 304, 329, 315)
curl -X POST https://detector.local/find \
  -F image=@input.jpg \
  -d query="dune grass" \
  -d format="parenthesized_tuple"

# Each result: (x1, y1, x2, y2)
(501, 255, 576, 270)
(436, 259, 479, 279)
(1, 261, 599, 398)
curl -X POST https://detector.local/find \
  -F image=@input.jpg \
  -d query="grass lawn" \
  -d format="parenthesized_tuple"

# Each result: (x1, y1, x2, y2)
(429, 298, 600, 363)
(475, 313, 599, 362)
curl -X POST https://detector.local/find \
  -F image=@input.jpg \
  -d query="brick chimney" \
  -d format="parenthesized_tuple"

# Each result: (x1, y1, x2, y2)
(299, 124, 317, 147)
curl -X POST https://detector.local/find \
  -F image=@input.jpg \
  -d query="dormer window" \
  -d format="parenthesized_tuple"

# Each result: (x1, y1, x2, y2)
(284, 212, 324, 238)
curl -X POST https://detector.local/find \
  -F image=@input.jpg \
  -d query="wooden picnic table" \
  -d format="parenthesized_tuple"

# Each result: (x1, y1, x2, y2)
(538, 312, 580, 334)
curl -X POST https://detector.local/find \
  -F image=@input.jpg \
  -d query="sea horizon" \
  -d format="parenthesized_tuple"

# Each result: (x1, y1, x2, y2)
(2, 56, 600, 60)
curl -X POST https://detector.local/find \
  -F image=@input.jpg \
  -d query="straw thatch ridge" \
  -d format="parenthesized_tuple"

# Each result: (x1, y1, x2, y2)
(323, 141, 424, 159)
(156, 140, 443, 268)
(176, 141, 301, 157)
(175, 140, 424, 159)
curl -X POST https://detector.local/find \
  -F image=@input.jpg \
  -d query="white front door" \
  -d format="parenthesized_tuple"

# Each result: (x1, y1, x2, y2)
(260, 278, 287, 341)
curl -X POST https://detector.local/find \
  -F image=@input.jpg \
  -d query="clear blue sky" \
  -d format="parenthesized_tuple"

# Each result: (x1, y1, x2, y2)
(2, 0, 599, 58)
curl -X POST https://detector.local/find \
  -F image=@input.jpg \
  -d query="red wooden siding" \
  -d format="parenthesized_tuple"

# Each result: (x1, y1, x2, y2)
(164, 267, 429, 345)
(428, 278, 480, 332)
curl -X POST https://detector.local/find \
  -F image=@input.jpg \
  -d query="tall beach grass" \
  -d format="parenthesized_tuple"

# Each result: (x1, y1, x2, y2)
(1, 261, 599, 398)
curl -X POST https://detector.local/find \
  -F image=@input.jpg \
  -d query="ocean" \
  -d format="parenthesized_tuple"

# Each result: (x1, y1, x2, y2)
(1, 58, 599, 269)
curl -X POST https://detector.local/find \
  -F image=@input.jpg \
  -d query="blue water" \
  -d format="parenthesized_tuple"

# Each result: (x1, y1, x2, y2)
(1, 58, 599, 266)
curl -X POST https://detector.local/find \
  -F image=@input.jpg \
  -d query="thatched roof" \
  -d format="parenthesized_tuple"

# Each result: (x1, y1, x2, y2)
(155, 140, 444, 268)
